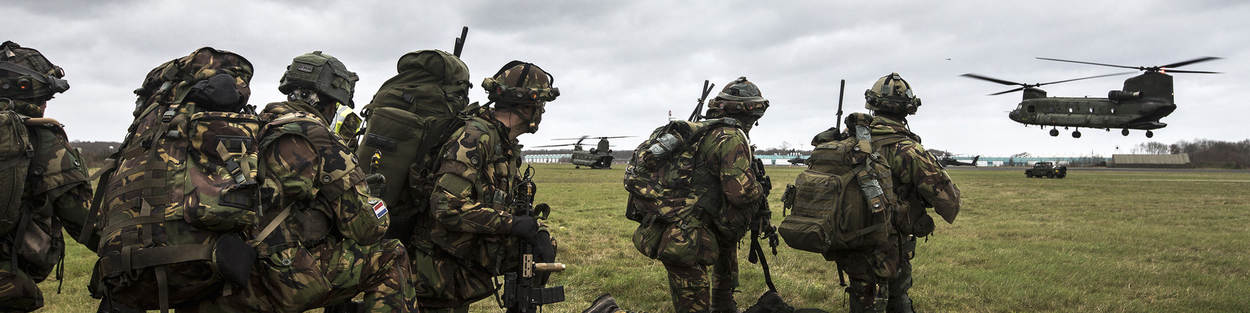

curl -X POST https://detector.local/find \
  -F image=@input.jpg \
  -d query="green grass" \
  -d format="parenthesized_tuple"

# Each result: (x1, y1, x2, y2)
(37, 165, 1250, 312)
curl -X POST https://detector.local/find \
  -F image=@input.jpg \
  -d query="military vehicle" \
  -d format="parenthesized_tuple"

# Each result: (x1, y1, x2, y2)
(962, 57, 1221, 138)
(1025, 161, 1067, 178)
(941, 155, 979, 167)
(535, 135, 631, 169)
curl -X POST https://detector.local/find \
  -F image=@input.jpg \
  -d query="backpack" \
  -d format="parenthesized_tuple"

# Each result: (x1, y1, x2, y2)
(622, 118, 741, 265)
(355, 49, 471, 244)
(89, 47, 262, 311)
(0, 110, 33, 235)
(778, 115, 905, 257)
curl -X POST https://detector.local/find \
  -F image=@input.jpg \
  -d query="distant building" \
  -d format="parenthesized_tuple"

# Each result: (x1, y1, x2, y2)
(1109, 153, 1191, 168)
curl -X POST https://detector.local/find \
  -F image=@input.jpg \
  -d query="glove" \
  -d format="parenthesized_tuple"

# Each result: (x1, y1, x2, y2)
(364, 173, 386, 198)
(510, 215, 540, 242)
(533, 230, 556, 264)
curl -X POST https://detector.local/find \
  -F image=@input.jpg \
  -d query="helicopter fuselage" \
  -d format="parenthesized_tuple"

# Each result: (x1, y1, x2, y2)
(1006, 72, 1177, 132)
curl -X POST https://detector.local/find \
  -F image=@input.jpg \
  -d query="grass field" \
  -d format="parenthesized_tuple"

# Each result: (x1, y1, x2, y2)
(36, 165, 1250, 312)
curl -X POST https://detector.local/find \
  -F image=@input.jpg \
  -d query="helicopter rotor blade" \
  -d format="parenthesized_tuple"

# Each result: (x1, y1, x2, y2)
(1159, 56, 1221, 69)
(961, 73, 1025, 86)
(533, 143, 579, 148)
(989, 87, 1026, 96)
(596, 136, 634, 139)
(1037, 71, 1136, 86)
(1162, 69, 1222, 74)
(1036, 57, 1139, 69)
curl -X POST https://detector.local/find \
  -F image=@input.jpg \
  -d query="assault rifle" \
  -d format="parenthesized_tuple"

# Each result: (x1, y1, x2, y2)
(502, 166, 566, 313)
(687, 80, 716, 122)
(748, 158, 780, 292)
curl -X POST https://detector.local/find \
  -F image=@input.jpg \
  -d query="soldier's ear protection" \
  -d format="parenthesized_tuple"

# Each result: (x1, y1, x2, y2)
(481, 60, 559, 104)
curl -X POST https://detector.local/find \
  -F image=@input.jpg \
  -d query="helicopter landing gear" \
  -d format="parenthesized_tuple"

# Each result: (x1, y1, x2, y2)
(1072, 130, 1082, 138)
(1049, 129, 1059, 137)
(1146, 130, 1154, 138)
(1122, 129, 1130, 136)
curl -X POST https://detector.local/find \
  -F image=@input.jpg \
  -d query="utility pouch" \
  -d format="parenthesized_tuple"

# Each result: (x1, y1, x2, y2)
(261, 244, 331, 311)
(212, 233, 255, 287)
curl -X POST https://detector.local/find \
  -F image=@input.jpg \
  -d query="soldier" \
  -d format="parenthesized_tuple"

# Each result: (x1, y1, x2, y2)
(814, 73, 961, 313)
(0, 41, 94, 313)
(410, 61, 559, 313)
(195, 51, 417, 312)
(664, 77, 770, 313)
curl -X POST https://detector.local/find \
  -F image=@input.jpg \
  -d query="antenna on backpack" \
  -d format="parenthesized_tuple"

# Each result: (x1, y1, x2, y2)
(688, 80, 715, 122)
(453, 26, 469, 57)
(834, 79, 846, 139)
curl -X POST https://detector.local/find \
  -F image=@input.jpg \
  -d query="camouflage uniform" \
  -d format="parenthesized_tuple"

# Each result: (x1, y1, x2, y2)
(819, 73, 960, 313)
(412, 111, 524, 311)
(0, 41, 93, 312)
(663, 126, 764, 313)
(411, 61, 558, 312)
(664, 77, 768, 313)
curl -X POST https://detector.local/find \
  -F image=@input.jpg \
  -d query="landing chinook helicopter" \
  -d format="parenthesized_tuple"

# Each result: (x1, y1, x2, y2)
(962, 57, 1221, 138)
(940, 155, 980, 167)
(535, 135, 632, 169)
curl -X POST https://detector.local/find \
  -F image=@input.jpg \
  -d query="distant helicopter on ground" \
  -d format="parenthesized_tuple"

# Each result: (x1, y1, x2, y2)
(962, 56, 1221, 138)
(941, 155, 980, 167)
(535, 136, 632, 169)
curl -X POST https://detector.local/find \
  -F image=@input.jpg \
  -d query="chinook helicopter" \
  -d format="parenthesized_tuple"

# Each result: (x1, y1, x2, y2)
(940, 155, 980, 167)
(535, 135, 632, 169)
(962, 57, 1221, 138)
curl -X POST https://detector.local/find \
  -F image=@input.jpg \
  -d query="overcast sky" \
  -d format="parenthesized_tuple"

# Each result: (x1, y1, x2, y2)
(7, 0, 1248, 157)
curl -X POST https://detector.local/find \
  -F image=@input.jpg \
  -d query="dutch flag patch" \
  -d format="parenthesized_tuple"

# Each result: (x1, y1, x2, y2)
(370, 199, 388, 219)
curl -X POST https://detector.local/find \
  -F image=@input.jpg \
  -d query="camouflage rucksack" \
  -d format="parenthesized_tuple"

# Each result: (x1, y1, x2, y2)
(0, 110, 32, 235)
(355, 49, 472, 244)
(779, 113, 904, 258)
(89, 47, 263, 311)
(622, 118, 742, 266)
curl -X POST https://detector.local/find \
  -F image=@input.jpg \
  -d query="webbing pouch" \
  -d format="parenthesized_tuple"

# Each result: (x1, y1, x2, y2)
(212, 233, 255, 287)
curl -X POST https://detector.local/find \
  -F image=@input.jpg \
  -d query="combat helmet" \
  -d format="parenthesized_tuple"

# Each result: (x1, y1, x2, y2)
(707, 76, 769, 118)
(279, 51, 359, 107)
(482, 61, 559, 132)
(864, 72, 921, 115)
(0, 41, 70, 114)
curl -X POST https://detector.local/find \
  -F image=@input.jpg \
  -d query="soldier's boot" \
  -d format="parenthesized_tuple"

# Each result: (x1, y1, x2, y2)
(846, 280, 887, 313)
(710, 288, 739, 313)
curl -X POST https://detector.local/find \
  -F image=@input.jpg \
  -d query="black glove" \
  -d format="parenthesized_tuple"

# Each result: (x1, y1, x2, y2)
(364, 173, 386, 198)
(532, 230, 556, 264)
(510, 215, 540, 242)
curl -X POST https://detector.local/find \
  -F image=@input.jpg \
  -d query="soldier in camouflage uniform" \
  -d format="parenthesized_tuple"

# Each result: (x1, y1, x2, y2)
(410, 61, 559, 313)
(194, 52, 416, 313)
(812, 73, 960, 313)
(0, 41, 94, 313)
(665, 77, 769, 313)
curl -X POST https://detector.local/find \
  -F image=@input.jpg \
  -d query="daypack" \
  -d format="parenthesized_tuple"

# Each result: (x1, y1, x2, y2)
(622, 118, 741, 265)
(356, 49, 471, 244)
(779, 115, 905, 258)
(89, 47, 262, 311)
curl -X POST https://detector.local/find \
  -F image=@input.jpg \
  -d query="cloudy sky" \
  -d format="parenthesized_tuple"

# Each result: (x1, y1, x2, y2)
(7, 0, 1248, 157)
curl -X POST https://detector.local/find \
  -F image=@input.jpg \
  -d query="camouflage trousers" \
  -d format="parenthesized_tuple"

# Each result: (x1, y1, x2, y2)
(408, 244, 498, 310)
(189, 238, 417, 313)
(661, 230, 740, 313)
(0, 261, 43, 312)
(835, 234, 916, 313)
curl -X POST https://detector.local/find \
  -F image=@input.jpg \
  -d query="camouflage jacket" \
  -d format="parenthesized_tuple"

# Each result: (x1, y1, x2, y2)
(426, 111, 523, 271)
(24, 120, 93, 244)
(691, 124, 765, 238)
(258, 101, 387, 252)
(868, 115, 961, 224)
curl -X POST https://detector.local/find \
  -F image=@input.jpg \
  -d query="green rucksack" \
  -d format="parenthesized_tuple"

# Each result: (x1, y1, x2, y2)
(0, 110, 32, 235)
(779, 113, 904, 258)
(622, 118, 742, 266)
(355, 49, 472, 244)
(89, 47, 263, 312)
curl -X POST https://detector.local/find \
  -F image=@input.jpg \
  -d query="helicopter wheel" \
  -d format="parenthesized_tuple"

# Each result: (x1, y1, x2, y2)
(1146, 130, 1154, 138)
(1049, 129, 1059, 137)
(1072, 130, 1081, 138)
(1122, 129, 1130, 136)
